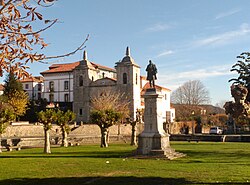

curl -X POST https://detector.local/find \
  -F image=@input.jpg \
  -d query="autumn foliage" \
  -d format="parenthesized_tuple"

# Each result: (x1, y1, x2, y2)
(0, 0, 88, 79)
(0, 0, 58, 78)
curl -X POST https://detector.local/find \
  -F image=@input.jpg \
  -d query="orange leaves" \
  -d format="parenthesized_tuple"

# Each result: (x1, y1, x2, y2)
(0, 0, 4, 6)
(0, 0, 51, 78)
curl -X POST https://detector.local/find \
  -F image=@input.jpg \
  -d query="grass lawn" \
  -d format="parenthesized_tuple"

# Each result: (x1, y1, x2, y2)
(0, 142, 250, 185)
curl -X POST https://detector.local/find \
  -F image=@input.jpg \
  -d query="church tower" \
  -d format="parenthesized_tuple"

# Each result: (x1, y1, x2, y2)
(73, 50, 98, 122)
(115, 47, 141, 120)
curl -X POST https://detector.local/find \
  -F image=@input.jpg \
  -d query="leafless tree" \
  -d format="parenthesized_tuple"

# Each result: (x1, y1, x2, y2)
(90, 90, 129, 147)
(171, 80, 210, 105)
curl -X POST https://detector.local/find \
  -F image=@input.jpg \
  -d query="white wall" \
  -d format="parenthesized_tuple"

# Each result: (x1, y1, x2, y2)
(22, 81, 43, 100)
(43, 72, 74, 102)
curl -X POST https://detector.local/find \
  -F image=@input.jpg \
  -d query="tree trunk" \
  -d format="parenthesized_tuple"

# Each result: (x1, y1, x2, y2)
(44, 129, 51, 154)
(61, 128, 68, 147)
(131, 124, 137, 146)
(100, 127, 108, 147)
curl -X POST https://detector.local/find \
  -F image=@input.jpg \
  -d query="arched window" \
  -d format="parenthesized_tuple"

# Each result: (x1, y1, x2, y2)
(123, 73, 127, 84)
(79, 75, 83, 86)
(49, 81, 54, 92)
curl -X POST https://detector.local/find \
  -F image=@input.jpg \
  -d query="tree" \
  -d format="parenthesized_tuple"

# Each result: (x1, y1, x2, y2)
(3, 72, 23, 97)
(90, 90, 129, 147)
(55, 110, 75, 147)
(2, 72, 29, 121)
(0, 102, 15, 152)
(7, 90, 29, 120)
(0, 0, 88, 78)
(224, 52, 250, 133)
(37, 109, 56, 153)
(127, 109, 142, 146)
(229, 52, 250, 102)
(20, 98, 48, 122)
(171, 80, 210, 105)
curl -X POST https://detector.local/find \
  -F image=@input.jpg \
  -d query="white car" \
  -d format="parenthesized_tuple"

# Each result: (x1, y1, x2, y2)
(209, 127, 223, 134)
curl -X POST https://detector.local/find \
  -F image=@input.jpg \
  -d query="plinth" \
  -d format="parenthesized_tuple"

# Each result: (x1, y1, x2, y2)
(136, 88, 185, 160)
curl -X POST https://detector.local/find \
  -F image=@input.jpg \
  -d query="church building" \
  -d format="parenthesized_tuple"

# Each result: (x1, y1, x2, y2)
(40, 47, 175, 123)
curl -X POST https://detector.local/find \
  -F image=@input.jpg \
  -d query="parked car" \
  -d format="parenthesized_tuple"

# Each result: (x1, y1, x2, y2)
(209, 126, 223, 135)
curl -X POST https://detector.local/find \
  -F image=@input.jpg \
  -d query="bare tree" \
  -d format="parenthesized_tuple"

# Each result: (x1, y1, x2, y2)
(90, 90, 129, 147)
(0, 0, 88, 78)
(171, 80, 210, 105)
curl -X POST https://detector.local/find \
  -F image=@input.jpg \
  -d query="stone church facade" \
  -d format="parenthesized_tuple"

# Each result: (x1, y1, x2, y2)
(73, 47, 141, 122)
(41, 47, 175, 123)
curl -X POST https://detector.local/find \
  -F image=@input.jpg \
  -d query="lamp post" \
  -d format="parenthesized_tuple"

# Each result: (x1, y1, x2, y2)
(191, 110, 195, 135)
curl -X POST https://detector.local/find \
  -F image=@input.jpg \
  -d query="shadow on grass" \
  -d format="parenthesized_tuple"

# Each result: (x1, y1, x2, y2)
(0, 176, 191, 185)
(0, 176, 248, 185)
(0, 150, 131, 159)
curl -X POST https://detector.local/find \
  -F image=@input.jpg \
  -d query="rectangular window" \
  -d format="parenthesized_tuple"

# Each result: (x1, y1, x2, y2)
(64, 94, 69, 102)
(37, 84, 42, 91)
(64, 81, 69, 90)
(25, 84, 29, 90)
(49, 81, 54, 92)
(79, 108, 83, 116)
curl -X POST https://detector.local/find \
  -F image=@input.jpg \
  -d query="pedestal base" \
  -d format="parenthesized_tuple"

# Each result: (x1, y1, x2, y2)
(136, 132, 186, 160)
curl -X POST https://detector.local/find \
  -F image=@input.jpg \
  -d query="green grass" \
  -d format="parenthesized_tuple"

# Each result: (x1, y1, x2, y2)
(0, 142, 250, 185)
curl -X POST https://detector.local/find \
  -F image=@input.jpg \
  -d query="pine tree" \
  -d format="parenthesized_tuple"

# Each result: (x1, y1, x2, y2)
(3, 72, 23, 97)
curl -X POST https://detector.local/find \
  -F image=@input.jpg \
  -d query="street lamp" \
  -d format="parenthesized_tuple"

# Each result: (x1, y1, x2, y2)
(191, 110, 195, 135)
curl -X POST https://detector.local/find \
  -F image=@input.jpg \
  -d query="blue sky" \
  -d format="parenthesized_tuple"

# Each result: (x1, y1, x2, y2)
(3, 0, 250, 105)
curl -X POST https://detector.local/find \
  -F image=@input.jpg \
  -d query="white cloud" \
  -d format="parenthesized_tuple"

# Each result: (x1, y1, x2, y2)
(157, 64, 234, 90)
(145, 23, 171, 32)
(156, 50, 174, 58)
(215, 9, 240, 20)
(194, 23, 250, 46)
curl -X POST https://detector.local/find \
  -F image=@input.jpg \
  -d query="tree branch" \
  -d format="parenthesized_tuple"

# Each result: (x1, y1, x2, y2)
(0, 0, 13, 14)
(43, 34, 89, 60)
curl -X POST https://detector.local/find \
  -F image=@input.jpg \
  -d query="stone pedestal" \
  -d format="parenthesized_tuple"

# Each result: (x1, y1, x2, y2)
(136, 88, 185, 159)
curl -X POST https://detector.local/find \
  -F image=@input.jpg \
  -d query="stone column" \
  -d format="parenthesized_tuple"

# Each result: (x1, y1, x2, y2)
(136, 88, 185, 159)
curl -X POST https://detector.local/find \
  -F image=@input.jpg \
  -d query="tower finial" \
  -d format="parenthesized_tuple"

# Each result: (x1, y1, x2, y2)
(126, 46, 130, 56)
(83, 50, 88, 60)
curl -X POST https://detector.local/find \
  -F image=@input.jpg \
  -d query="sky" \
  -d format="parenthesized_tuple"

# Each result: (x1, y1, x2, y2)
(2, 0, 250, 105)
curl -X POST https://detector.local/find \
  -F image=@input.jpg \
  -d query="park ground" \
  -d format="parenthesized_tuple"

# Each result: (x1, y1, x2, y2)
(0, 142, 249, 185)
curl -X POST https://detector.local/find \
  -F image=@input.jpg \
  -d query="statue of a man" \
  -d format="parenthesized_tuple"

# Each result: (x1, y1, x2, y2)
(146, 60, 157, 88)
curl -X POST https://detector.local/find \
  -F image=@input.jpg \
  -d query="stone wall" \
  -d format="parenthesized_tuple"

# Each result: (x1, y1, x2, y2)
(168, 121, 210, 134)
(1, 123, 144, 147)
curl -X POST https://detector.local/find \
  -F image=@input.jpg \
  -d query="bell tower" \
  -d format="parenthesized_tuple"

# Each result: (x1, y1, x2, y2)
(73, 50, 97, 122)
(115, 47, 141, 120)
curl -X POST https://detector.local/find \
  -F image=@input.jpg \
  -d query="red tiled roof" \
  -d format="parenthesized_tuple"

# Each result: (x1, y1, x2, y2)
(20, 76, 44, 83)
(41, 61, 116, 75)
(140, 82, 171, 96)
(141, 82, 171, 92)
(91, 63, 116, 72)
(41, 62, 80, 74)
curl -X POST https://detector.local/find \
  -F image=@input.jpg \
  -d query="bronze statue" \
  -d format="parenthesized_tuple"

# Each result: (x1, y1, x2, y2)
(146, 60, 157, 88)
